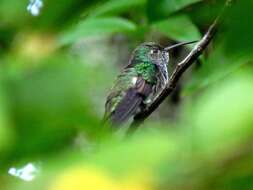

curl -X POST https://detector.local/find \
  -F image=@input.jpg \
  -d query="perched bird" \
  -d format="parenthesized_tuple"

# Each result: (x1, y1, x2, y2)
(104, 41, 197, 126)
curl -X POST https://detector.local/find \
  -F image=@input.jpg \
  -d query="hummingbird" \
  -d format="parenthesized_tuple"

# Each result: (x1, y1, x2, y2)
(104, 41, 197, 127)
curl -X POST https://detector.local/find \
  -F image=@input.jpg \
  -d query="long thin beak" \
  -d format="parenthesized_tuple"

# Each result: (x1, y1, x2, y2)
(164, 40, 198, 51)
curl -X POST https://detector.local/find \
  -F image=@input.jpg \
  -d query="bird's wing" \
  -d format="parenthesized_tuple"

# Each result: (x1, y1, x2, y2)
(104, 68, 137, 120)
(105, 74, 153, 126)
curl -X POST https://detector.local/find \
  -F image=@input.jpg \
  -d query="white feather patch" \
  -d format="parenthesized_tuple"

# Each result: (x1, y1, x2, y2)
(132, 77, 137, 85)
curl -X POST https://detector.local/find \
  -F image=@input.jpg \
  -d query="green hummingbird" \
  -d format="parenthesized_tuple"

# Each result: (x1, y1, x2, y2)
(104, 41, 197, 126)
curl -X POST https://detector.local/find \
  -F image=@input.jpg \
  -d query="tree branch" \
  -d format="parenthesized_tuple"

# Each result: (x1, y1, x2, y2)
(129, 1, 231, 131)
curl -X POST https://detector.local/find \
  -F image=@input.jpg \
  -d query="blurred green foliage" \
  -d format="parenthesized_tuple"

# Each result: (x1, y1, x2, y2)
(59, 17, 137, 45)
(0, 0, 253, 190)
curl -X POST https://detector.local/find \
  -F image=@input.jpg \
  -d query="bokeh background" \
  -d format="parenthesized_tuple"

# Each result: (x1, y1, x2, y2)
(1, 0, 253, 189)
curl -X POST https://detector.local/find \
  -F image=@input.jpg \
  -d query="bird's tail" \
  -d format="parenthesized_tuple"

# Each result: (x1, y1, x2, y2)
(109, 88, 143, 126)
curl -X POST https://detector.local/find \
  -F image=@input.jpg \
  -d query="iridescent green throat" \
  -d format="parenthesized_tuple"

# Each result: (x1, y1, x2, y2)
(134, 62, 156, 84)
(134, 47, 157, 84)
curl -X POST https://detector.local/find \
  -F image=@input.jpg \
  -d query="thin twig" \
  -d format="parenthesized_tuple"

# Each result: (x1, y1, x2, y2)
(129, 1, 231, 131)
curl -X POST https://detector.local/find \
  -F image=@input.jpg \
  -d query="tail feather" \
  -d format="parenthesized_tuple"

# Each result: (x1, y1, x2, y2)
(110, 88, 143, 126)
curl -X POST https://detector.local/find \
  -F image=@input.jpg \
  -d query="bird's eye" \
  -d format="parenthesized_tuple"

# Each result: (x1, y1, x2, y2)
(150, 49, 159, 54)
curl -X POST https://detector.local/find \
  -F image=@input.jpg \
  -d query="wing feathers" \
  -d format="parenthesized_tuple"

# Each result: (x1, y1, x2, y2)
(110, 88, 142, 126)
(109, 77, 152, 126)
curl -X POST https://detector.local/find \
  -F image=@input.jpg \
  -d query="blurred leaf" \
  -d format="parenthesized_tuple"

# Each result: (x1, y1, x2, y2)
(89, 131, 179, 177)
(152, 15, 201, 42)
(147, 0, 202, 21)
(49, 166, 121, 190)
(223, 1, 253, 56)
(14, 33, 56, 59)
(58, 17, 136, 45)
(0, 0, 28, 26)
(33, 0, 97, 30)
(0, 55, 109, 163)
(183, 45, 249, 96)
(0, 0, 89, 30)
(187, 73, 253, 160)
(88, 0, 146, 17)
(49, 165, 153, 190)
(0, 83, 13, 152)
(9, 130, 181, 190)
(162, 0, 202, 14)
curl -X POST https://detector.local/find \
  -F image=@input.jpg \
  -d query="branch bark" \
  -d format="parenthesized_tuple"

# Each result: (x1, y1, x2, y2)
(129, 2, 230, 131)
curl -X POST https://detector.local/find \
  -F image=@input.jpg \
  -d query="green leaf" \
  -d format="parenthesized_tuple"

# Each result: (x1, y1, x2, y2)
(187, 73, 253, 160)
(153, 15, 201, 42)
(163, 0, 202, 15)
(0, 55, 108, 162)
(0, 83, 13, 152)
(91, 131, 177, 176)
(88, 0, 146, 17)
(147, 0, 202, 21)
(183, 45, 250, 96)
(58, 17, 136, 45)
(223, 1, 253, 56)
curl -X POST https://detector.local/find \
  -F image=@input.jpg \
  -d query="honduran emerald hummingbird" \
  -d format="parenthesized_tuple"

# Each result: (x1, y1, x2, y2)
(104, 41, 197, 126)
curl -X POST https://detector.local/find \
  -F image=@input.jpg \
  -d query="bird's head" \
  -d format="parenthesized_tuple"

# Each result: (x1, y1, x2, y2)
(132, 41, 198, 67)
(133, 42, 169, 67)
